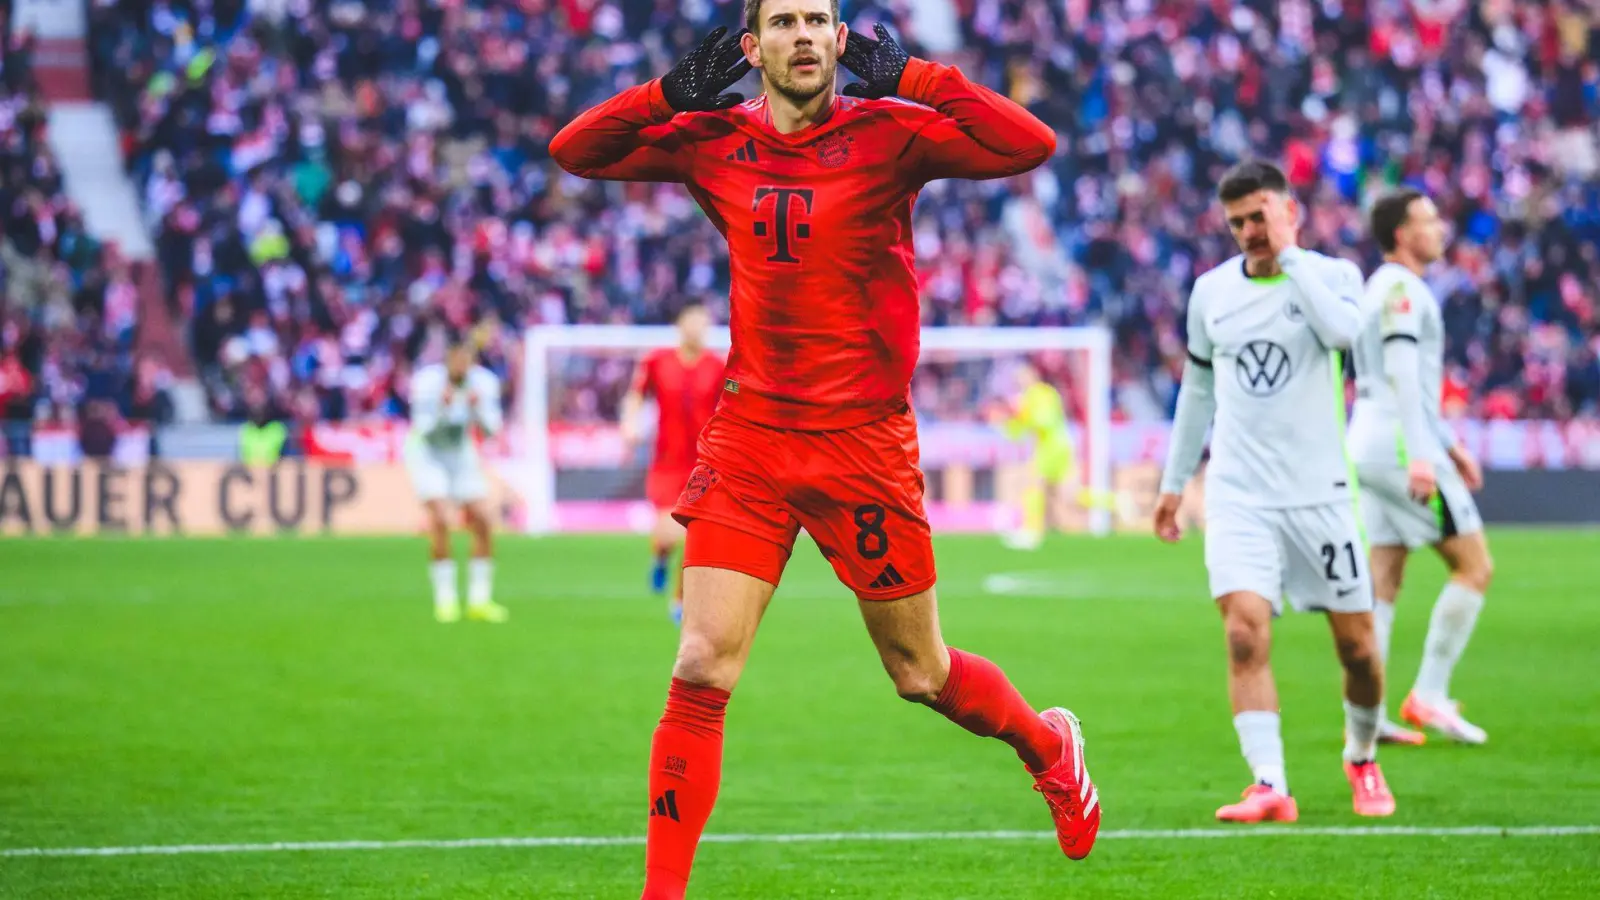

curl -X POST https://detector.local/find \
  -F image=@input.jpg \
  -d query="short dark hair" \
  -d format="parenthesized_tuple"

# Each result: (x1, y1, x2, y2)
(1216, 160, 1290, 203)
(1369, 188, 1426, 253)
(743, 0, 840, 33)
(448, 322, 486, 353)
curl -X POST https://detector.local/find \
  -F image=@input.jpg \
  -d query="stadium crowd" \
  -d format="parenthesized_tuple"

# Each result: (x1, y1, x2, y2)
(4, 0, 1596, 430)
(1, 24, 172, 445)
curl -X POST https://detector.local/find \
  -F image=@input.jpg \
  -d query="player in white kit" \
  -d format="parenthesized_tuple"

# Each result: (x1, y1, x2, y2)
(1348, 189, 1492, 745)
(405, 335, 509, 624)
(1154, 162, 1395, 821)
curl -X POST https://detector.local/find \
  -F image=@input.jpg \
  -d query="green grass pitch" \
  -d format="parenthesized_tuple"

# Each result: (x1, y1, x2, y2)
(1, 530, 1597, 898)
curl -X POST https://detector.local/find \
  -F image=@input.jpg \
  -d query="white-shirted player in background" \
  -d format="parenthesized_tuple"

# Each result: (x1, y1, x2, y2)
(405, 333, 509, 624)
(1154, 161, 1395, 821)
(1349, 189, 1491, 745)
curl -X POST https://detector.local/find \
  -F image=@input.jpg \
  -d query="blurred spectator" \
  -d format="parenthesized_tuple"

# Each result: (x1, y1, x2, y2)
(78, 400, 120, 460)
(0, 347, 33, 420)
(238, 386, 288, 465)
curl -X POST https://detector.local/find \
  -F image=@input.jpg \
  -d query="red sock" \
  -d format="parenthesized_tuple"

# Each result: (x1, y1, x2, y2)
(642, 678, 729, 900)
(932, 648, 1063, 773)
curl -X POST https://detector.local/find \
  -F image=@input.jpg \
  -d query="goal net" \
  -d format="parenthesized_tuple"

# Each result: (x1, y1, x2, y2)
(519, 325, 1113, 537)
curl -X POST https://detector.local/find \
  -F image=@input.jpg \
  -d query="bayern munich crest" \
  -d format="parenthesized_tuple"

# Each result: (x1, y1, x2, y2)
(815, 132, 854, 168)
(681, 465, 720, 505)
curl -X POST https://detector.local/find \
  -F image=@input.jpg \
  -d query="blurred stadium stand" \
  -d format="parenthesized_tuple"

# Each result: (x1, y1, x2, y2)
(2, 1, 1598, 490)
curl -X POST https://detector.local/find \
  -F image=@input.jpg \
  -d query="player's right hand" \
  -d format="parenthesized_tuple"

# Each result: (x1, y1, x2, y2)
(1152, 492, 1183, 543)
(1406, 459, 1437, 503)
(660, 26, 752, 112)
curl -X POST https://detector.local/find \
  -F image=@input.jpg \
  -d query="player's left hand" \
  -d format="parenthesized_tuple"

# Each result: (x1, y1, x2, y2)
(840, 23, 910, 99)
(1264, 193, 1300, 259)
(1449, 445, 1484, 491)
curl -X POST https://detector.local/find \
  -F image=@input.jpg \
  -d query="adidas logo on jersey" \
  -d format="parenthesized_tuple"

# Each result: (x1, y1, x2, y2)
(725, 139, 759, 163)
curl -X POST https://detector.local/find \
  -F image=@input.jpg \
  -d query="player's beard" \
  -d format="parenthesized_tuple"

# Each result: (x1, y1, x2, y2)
(765, 55, 836, 106)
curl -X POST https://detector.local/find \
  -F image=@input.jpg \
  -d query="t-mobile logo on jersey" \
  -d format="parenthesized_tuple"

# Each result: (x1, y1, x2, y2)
(751, 187, 814, 264)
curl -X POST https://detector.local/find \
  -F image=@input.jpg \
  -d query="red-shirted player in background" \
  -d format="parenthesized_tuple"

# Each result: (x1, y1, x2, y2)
(619, 303, 726, 625)
(551, 3, 1100, 896)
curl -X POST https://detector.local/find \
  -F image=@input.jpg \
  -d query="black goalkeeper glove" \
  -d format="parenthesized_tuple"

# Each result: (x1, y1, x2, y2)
(839, 23, 910, 99)
(660, 26, 753, 113)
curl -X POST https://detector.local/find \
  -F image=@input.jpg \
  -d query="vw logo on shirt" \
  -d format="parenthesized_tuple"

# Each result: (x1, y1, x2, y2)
(1236, 340, 1292, 396)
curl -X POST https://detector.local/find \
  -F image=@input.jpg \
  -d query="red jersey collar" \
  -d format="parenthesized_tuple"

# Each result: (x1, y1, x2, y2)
(752, 92, 849, 141)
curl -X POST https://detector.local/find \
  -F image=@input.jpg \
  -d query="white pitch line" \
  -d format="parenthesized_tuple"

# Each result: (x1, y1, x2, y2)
(978, 572, 1196, 602)
(3, 825, 1597, 859)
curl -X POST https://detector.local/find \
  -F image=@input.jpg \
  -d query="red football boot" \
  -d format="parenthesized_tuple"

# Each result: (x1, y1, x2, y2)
(1031, 708, 1101, 860)
(1216, 784, 1299, 823)
(1344, 760, 1397, 817)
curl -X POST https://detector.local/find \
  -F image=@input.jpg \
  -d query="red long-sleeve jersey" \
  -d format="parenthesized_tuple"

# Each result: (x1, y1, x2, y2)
(632, 346, 727, 472)
(551, 59, 1055, 430)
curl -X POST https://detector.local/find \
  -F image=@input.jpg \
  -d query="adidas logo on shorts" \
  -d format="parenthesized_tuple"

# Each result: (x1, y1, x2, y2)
(868, 564, 907, 590)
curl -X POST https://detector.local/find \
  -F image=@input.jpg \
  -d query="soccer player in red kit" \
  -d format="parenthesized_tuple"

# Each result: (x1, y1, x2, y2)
(620, 303, 726, 624)
(551, 2, 1101, 895)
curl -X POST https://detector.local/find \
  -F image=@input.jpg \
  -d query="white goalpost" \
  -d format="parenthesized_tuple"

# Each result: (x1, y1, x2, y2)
(520, 325, 1114, 537)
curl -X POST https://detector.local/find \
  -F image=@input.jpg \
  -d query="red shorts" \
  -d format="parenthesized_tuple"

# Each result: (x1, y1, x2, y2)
(646, 466, 691, 511)
(671, 407, 936, 601)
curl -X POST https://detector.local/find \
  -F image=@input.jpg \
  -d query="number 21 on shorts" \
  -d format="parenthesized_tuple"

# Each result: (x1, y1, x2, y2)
(1320, 540, 1359, 581)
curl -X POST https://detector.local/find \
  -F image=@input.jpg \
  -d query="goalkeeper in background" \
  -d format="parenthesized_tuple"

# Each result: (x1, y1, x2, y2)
(990, 360, 1104, 549)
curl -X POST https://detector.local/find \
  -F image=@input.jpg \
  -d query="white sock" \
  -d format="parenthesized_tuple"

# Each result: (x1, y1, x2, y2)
(1373, 598, 1395, 666)
(431, 559, 458, 608)
(1233, 711, 1287, 794)
(1372, 599, 1396, 725)
(1343, 701, 1380, 763)
(1413, 582, 1484, 701)
(468, 558, 493, 607)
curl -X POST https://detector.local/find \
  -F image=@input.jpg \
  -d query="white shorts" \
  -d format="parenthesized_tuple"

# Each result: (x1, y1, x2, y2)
(1204, 502, 1373, 616)
(1357, 463, 1482, 550)
(404, 443, 488, 503)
